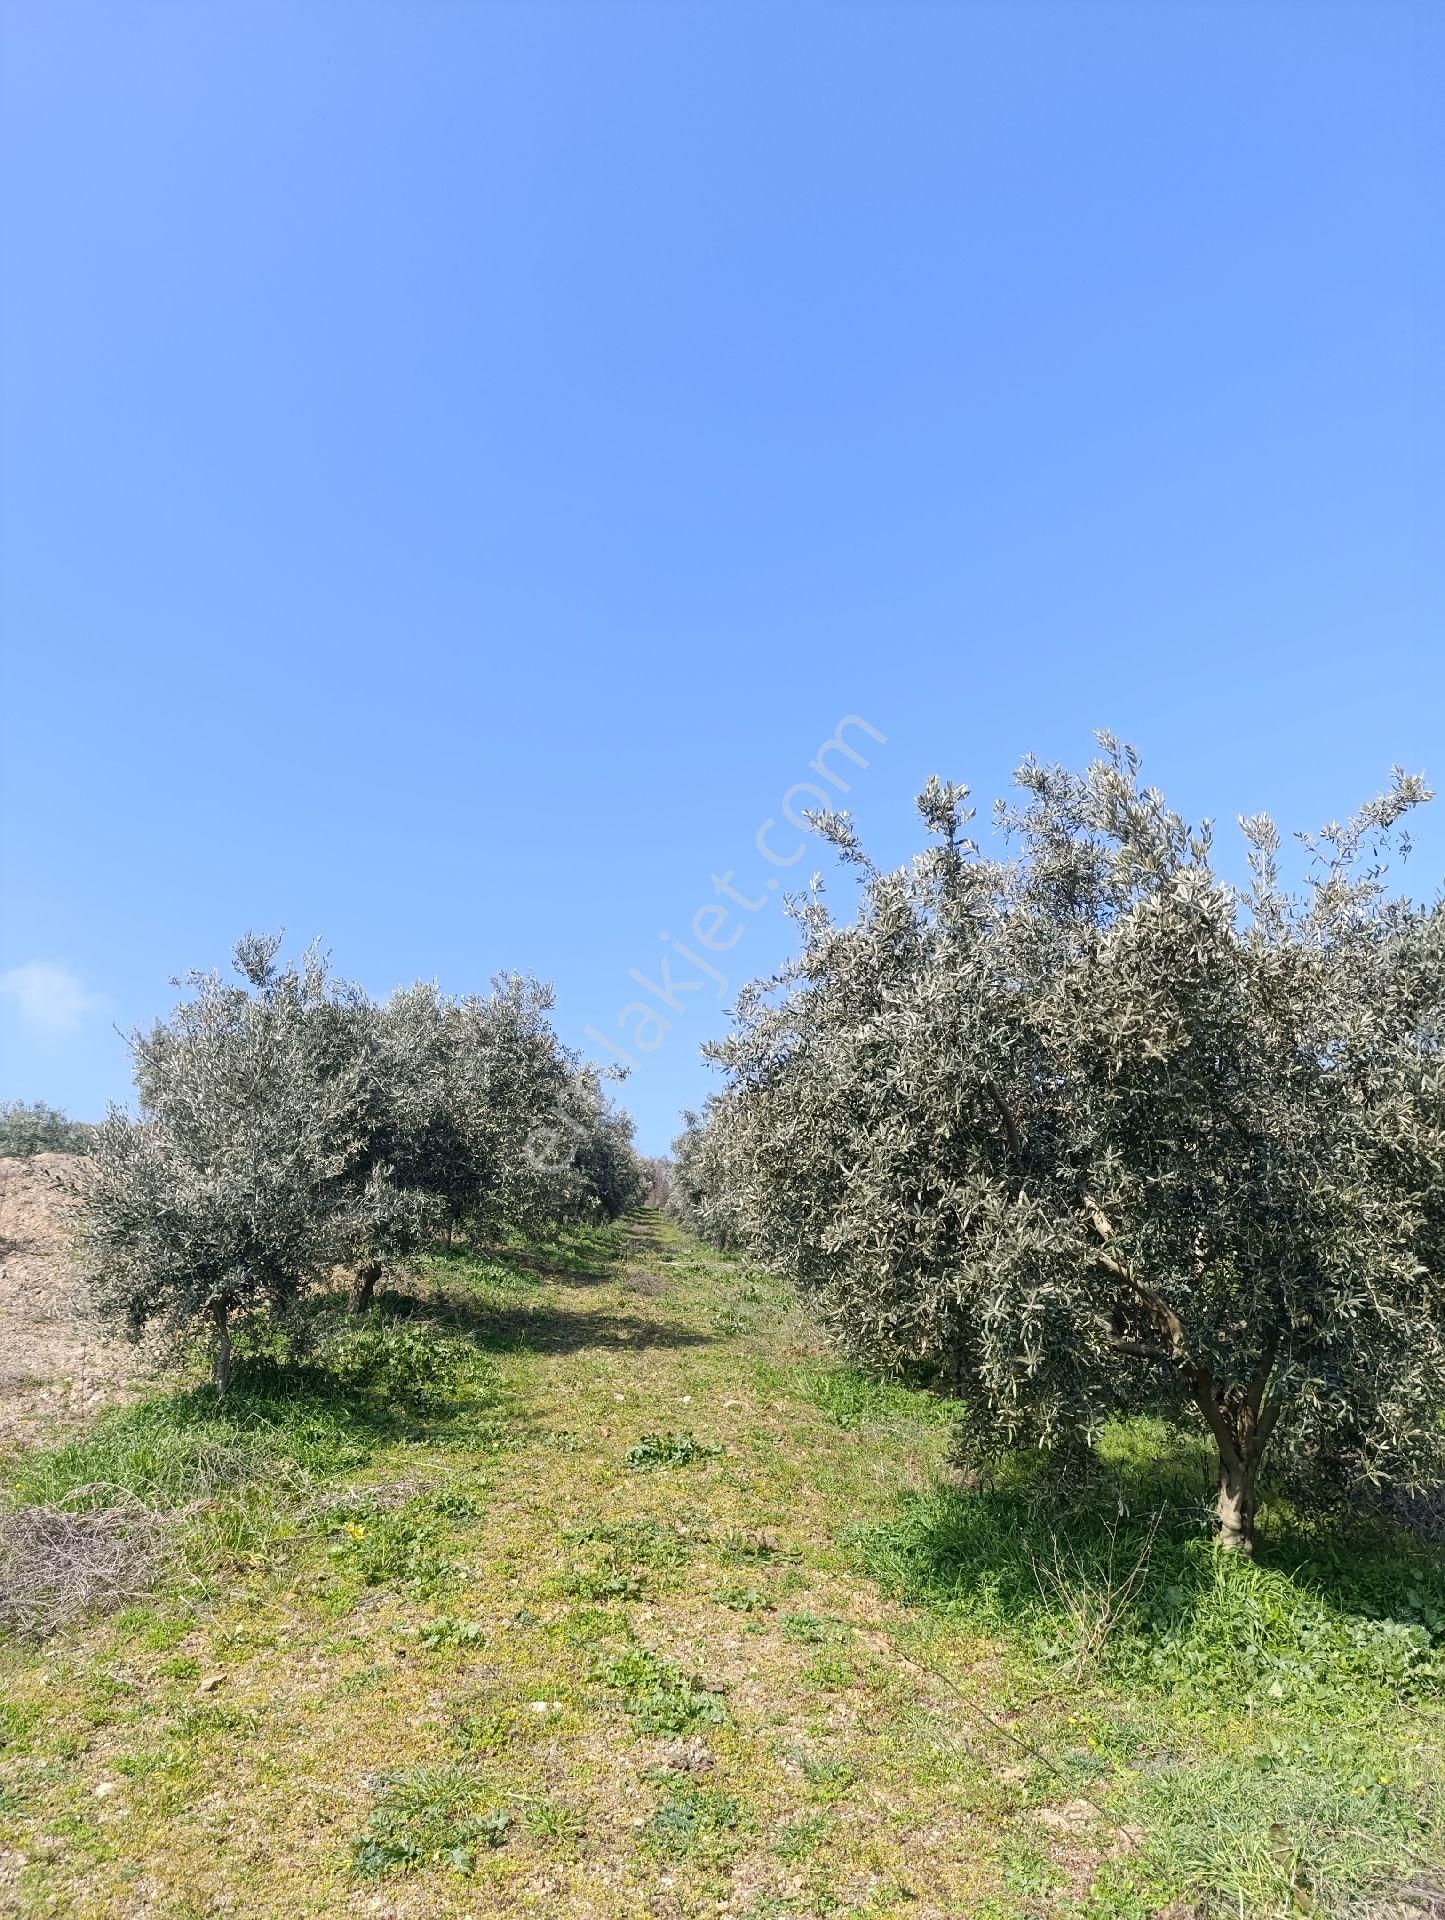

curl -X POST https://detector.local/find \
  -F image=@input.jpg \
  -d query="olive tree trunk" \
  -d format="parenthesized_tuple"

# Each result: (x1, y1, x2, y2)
(1195, 1367, 1280, 1555)
(212, 1298, 232, 1397)
(1215, 1433, 1262, 1552)
(351, 1261, 382, 1313)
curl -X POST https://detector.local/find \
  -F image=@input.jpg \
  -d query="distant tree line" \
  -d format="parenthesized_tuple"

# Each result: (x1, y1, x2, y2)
(638, 1156, 672, 1209)
(79, 935, 647, 1391)
(0, 1101, 95, 1158)
(670, 737, 1445, 1553)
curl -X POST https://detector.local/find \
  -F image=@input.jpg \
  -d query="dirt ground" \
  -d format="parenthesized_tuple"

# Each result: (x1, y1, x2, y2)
(0, 1154, 136, 1453)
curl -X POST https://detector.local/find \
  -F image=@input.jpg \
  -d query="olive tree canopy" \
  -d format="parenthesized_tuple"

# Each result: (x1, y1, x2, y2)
(80, 940, 650, 1370)
(700, 738, 1445, 1551)
(668, 1107, 747, 1250)
(80, 936, 371, 1391)
(339, 974, 581, 1303)
(0, 1101, 94, 1158)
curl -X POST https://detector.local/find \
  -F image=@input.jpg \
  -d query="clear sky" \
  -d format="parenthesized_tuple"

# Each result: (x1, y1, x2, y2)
(1, 0, 1441, 1155)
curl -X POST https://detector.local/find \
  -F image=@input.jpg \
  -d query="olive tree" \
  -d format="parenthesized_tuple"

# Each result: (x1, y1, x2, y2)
(0, 1100, 94, 1157)
(667, 1106, 748, 1250)
(339, 973, 607, 1302)
(560, 1069, 649, 1221)
(79, 935, 371, 1392)
(514, 1062, 643, 1224)
(702, 738, 1445, 1552)
(328, 986, 448, 1310)
(640, 1157, 672, 1209)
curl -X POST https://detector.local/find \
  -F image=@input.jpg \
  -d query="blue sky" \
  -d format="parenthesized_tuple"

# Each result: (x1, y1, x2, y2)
(2, 0, 1441, 1155)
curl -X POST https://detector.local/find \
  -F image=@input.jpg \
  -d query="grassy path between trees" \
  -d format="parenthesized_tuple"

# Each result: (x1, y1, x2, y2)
(1, 1214, 1441, 1919)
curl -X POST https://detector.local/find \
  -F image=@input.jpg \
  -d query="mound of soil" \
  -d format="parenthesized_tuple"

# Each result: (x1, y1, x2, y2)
(0, 1155, 135, 1452)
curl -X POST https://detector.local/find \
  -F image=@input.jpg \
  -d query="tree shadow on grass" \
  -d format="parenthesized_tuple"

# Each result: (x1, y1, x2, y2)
(426, 1240, 621, 1290)
(861, 1443, 1445, 1682)
(376, 1285, 714, 1360)
(480, 1247, 614, 1286)
(6, 1334, 501, 1513)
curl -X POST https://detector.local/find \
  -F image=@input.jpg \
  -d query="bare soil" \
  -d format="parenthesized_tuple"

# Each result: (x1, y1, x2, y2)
(0, 1155, 136, 1453)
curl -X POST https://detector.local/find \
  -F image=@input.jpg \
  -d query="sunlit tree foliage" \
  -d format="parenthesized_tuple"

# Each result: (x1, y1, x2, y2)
(79, 937, 647, 1384)
(692, 738, 1445, 1551)
(79, 936, 371, 1391)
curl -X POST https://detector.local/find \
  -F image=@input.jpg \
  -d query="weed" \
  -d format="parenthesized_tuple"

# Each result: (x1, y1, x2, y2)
(425, 1484, 489, 1519)
(348, 1765, 510, 1878)
(559, 1563, 647, 1601)
(326, 1502, 461, 1595)
(593, 1646, 727, 1734)
(549, 1604, 618, 1647)
(0, 1702, 42, 1752)
(323, 1316, 480, 1411)
(417, 1615, 485, 1649)
(555, 1516, 689, 1602)
(7, 1409, 290, 1512)
(717, 1583, 773, 1612)
(778, 1611, 850, 1645)
(171, 1702, 258, 1739)
(773, 1812, 835, 1861)
(1129, 1733, 1438, 1915)
(333, 1662, 388, 1696)
(797, 1752, 856, 1800)
(455, 1704, 521, 1754)
(625, 1432, 722, 1471)
(800, 1650, 854, 1691)
(566, 1518, 690, 1567)
(113, 1605, 192, 1649)
(644, 1778, 743, 1861)
(1028, 1510, 1162, 1677)
(790, 1364, 951, 1431)
(521, 1798, 584, 1841)
(718, 1529, 798, 1566)
(712, 1305, 756, 1336)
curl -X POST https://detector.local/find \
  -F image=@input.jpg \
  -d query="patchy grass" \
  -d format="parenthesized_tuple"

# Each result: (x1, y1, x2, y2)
(861, 1467, 1445, 1916)
(593, 1645, 728, 1734)
(0, 1213, 1439, 1919)
(625, 1430, 724, 1471)
(643, 1776, 745, 1862)
(348, 1764, 510, 1877)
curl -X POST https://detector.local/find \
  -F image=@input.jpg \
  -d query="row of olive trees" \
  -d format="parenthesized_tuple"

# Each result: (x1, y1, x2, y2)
(667, 1108, 747, 1250)
(671, 737, 1445, 1554)
(81, 935, 647, 1392)
(0, 1100, 95, 1158)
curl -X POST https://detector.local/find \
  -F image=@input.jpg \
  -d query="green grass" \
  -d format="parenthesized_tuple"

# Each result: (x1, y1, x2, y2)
(787, 1359, 958, 1432)
(862, 1474, 1444, 1915)
(7, 1309, 499, 1512)
(592, 1645, 729, 1733)
(0, 1212, 1439, 1919)
(643, 1777, 745, 1862)
(348, 1764, 511, 1877)
(625, 1430, 724, 1470)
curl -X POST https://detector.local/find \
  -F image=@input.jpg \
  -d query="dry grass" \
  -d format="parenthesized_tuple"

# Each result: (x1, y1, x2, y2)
(1027, 1509, 1162, 1677)
(0, 1153, 139, 1451)
(0, 1488, 172, 1636)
